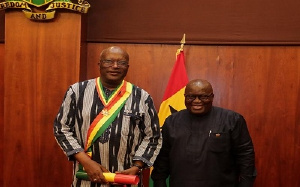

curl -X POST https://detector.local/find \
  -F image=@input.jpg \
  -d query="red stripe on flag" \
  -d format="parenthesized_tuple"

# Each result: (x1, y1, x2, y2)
(162, 51, 188, 101)
(150, 49, 189, 187)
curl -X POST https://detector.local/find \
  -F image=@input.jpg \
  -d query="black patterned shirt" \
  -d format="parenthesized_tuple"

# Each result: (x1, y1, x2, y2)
(54, 78, 162, 187)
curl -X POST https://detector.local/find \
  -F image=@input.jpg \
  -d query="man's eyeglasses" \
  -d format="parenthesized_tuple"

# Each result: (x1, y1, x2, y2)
(184, 93, 214, 102)
(100, 59, 129, 68)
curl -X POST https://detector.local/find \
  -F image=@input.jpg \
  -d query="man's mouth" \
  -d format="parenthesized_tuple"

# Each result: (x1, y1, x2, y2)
(192, 105, 203, 110)
(108, 71, 120, 76)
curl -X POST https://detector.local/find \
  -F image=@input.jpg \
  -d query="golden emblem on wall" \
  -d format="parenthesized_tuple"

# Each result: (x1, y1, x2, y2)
(0, 0, 90, 20)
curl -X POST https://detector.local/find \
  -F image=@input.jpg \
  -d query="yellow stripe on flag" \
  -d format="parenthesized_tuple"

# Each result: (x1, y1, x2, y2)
(157, 49, 188, 126)
(149, 35, 189, 187)
(158, 87, 186, 126)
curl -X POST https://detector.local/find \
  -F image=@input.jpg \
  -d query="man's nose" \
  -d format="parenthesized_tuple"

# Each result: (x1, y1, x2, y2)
(194, 96, 203, 102)
(112, 61, 119, 67)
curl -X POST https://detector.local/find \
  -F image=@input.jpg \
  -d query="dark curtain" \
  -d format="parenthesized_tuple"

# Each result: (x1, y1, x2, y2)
(87, 0, 300, 45)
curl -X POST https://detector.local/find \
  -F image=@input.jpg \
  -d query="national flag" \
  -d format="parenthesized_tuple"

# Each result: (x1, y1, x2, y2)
(157, 49, 188, 126)
(148, 34, 189, 187)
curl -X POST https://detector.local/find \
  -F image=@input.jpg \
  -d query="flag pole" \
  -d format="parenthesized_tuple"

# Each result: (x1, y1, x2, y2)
(176, 33, 186, 56)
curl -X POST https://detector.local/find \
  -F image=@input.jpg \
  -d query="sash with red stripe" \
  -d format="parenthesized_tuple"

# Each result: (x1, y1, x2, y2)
(76, 78, 133, 180)
(85, 77, 133, 156)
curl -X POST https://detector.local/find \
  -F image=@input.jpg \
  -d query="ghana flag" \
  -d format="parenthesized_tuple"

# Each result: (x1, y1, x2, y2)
(149, 35, 188, 187)
(157, 49, 189, 126)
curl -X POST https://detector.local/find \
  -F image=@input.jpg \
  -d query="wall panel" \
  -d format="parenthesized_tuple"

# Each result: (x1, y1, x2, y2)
(4, 11, 83, 186)
(87, 0, 300, 44)
(0, 43, 4, 186)
(87, 43, 300, 187)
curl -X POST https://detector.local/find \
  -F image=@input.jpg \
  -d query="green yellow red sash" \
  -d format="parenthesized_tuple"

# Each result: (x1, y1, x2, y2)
(84, 77, 133, 156)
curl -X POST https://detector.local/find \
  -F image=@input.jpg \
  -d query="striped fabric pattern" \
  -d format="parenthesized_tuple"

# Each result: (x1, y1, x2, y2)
(54, 78, 162, 187)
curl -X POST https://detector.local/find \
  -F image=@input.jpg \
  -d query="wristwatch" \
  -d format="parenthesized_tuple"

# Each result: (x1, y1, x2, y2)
(132, 163, 143, 174)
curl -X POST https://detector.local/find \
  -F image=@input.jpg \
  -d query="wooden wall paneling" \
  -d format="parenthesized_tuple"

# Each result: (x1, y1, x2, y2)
(87, 44, 300, 187)
(86, 0, 300, 44)
(4, 11, 83, 186)
(295, 61, 300, 186)
(185, 46, 300, 186)
(0, 43, 4, 186)
(86, 43, 180, 109)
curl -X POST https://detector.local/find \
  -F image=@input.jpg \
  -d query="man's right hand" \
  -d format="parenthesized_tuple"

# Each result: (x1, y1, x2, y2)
(74, 152, 109, 183)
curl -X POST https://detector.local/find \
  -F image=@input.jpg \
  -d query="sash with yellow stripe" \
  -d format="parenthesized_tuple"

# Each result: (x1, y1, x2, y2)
(85, 77, 133, 155)
(76, 77, 133, 180)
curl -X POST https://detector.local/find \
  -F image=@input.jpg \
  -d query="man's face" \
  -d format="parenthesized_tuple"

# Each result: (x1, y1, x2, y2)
(99, 50, 129, 86)
(184, 83, 214, 115)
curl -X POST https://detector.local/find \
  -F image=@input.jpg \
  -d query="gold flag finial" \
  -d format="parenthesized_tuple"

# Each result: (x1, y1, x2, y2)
(176, 34, 186, 56)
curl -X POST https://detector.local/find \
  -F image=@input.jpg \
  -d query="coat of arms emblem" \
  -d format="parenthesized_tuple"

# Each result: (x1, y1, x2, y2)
(24, 0, 54, 7)
(0, 0, 90, 20)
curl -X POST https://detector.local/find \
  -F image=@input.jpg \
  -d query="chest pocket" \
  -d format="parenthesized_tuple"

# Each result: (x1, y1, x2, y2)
(208, 132, 230, 153)
(121, 110, 144, 136)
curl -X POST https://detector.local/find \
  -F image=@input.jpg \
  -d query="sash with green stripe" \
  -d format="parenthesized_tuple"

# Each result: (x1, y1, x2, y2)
(85, 77, 133, 156)
(76, 78, 133, 180)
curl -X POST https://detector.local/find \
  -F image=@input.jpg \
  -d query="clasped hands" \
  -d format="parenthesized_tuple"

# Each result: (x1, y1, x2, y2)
(83, 159, 140, 184)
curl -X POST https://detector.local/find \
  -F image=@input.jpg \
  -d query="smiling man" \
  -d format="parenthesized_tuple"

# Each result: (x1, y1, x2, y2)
(54, 46, 162, 187)
(151, 79, 256, 187)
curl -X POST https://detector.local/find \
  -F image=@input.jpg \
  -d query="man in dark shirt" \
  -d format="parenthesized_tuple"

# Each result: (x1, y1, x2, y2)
(151, 79, 256, 187)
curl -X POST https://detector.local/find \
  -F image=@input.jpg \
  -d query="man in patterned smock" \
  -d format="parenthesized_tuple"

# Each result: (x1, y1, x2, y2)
(54, 46, 162, 187)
